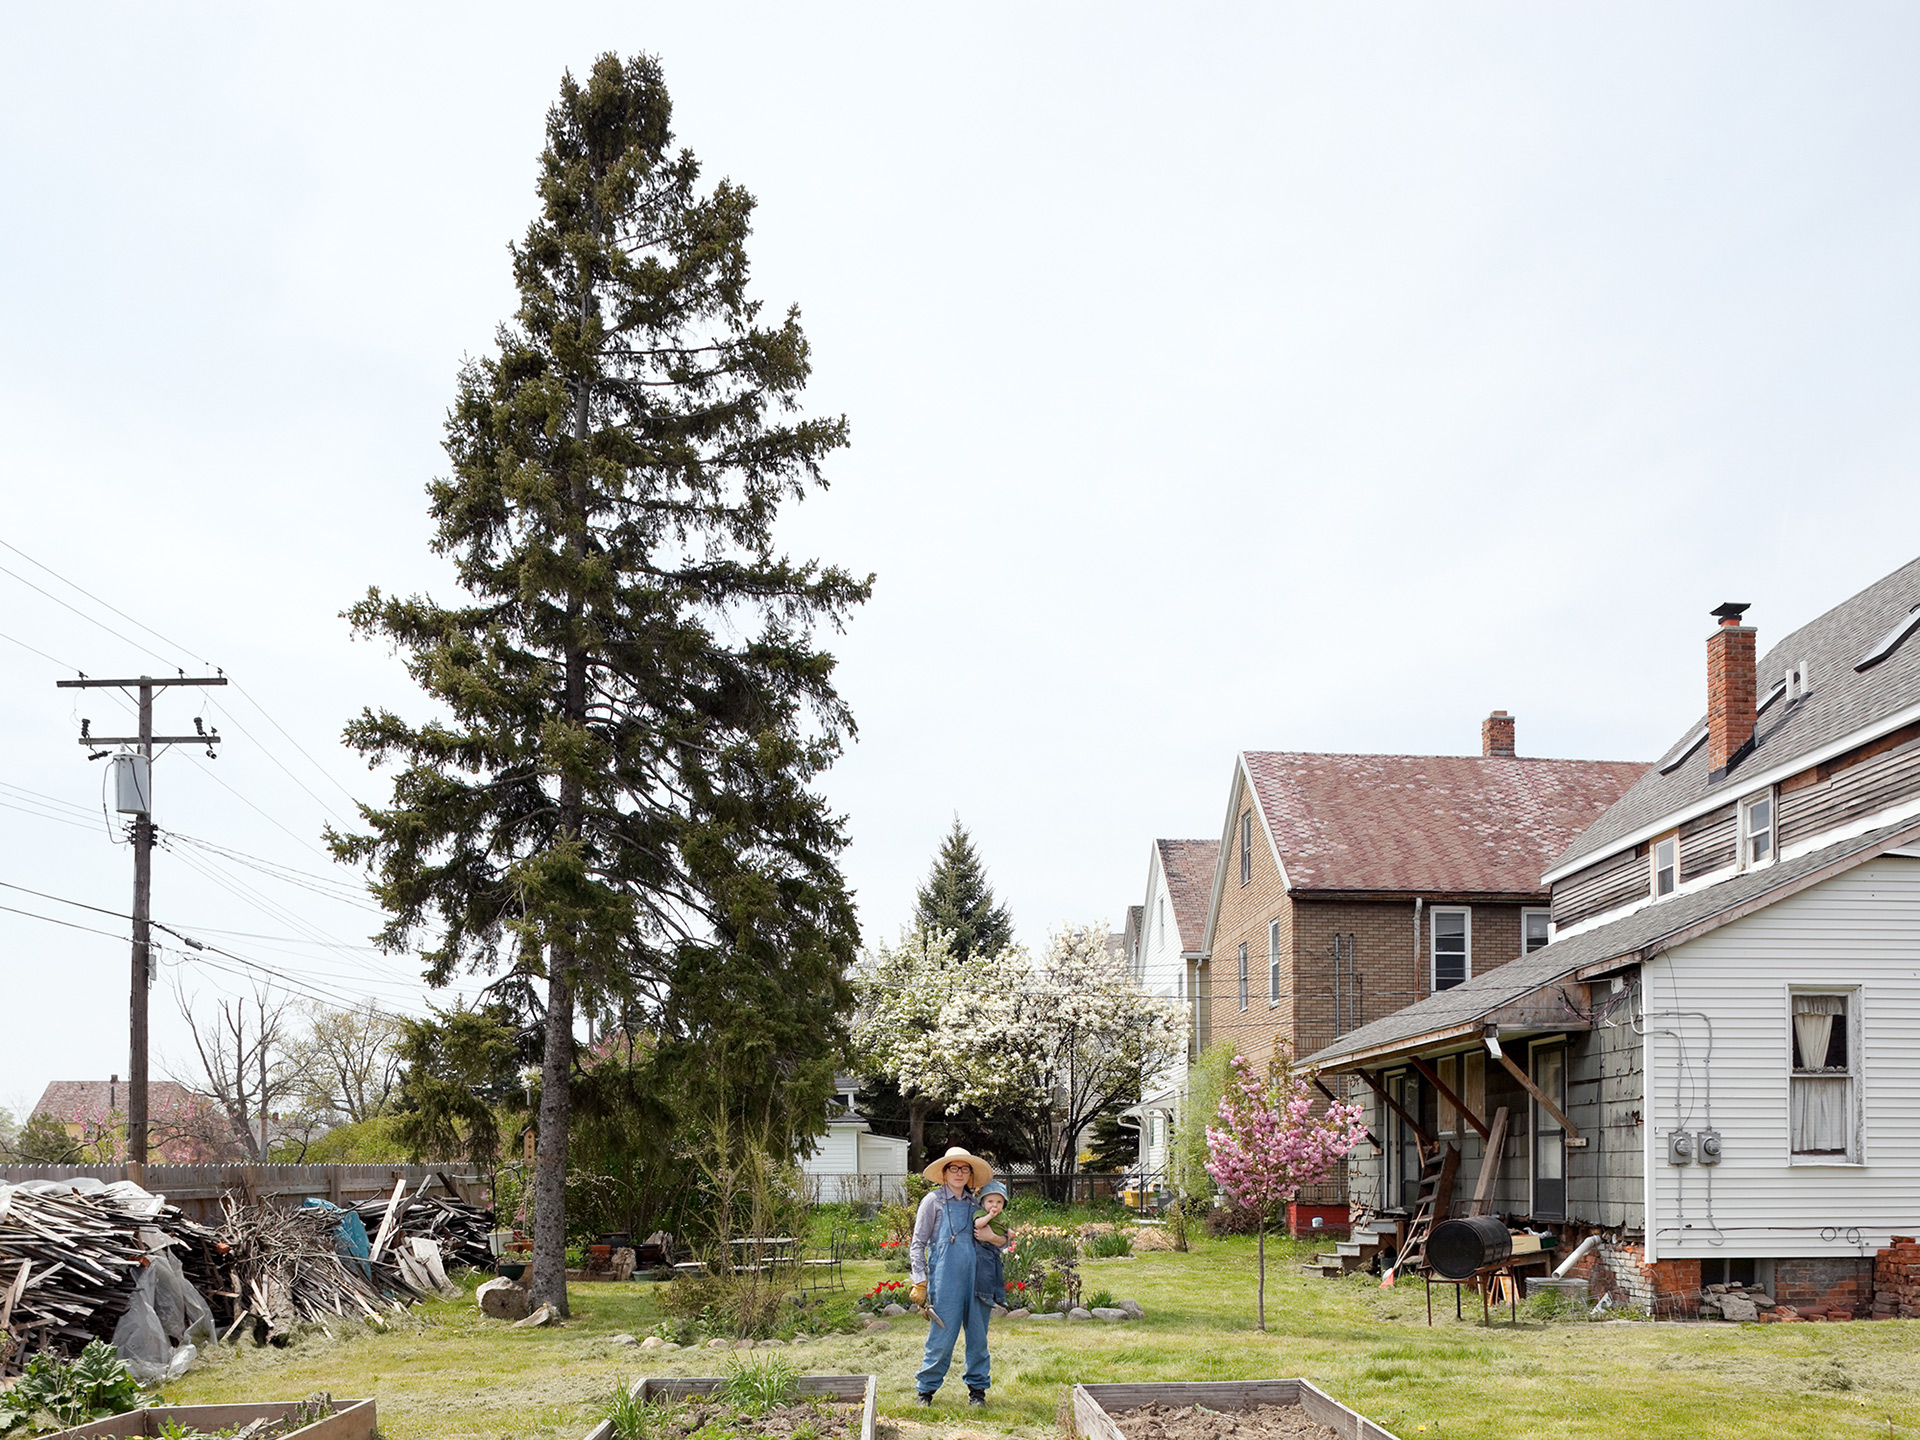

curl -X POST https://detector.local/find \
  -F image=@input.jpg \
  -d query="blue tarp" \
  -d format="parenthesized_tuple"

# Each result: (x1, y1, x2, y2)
(302, 1196, 373, 1277)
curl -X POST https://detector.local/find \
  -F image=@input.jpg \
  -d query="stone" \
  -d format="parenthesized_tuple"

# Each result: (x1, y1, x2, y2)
(1720, 1296, 1760, 1323)
(706, 1338, 731, 1350)
(612, 1247, 637, 1281)
(990, 1305, 1008, 1318)
(512, 1303, 558, 1328)
(732, 1338, 756, 1349)
(1117, 1299, 1145, 1319)
(1090, 1308, 1127, 1322)
(1030, 1312, 1062, 1322)
(1005, 1308, 1031, 1320)
(662, 1342, 681, 1350)
(476, 1276, 530, 1321)
(790, 1333, 812, 1344)
(1067, 1307, 1092, 1321)
(757, 1339, 786, 1347)
(1749, 1293, 1774, 1308)
(1054, 1300, 1074, 1314)
(907, 1303, 924, 1315)
(864, 1319, 891, 1333)
(630, 1335, 655, 1349)
(882, 1303, 907, 1316)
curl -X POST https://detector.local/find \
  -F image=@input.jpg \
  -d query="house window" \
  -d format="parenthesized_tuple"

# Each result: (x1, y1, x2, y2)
(1437, 1054, 1458, 1134)
(1158, 897, 1166, 945)
(1522, 909, 1551, 954)
(1267, 920, 1281, 1005)
(1790, 992, 1855, 1161)
(1463, 1050, 1485, 1116)
(1742, 791, 1775, 868)
(1240, 810, 1253, 886)
(1431, 908, 1470, 991)
(1653, 836, 1678, 897)
(1237, 943, 1249, 1010)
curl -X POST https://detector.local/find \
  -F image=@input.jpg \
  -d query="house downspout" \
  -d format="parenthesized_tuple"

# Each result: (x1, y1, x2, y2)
(1412, 897, 1424, 1003)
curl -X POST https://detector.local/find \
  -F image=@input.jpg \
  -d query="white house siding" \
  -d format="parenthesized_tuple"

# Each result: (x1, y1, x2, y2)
(1642, 855, 1920, 1263)
(1134, 848, 1193, 1177)
(856, 1131, 908, 1175)
(804, 1126, 860, 1172)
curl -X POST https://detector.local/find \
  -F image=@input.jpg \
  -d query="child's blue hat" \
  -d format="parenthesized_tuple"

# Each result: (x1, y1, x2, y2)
(977, 1180, 1011, 1204)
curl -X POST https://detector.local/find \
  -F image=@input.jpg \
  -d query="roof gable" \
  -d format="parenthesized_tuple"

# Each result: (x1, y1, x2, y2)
(1551, 553, 1920, 878)
(1153, 838, 1218, 954)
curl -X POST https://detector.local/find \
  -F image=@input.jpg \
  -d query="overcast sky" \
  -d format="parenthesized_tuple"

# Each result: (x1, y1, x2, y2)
(5, 4, 1920, 1111)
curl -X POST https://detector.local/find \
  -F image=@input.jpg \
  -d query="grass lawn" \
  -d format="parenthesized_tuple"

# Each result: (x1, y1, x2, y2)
(156, 1235, 1920, 1440)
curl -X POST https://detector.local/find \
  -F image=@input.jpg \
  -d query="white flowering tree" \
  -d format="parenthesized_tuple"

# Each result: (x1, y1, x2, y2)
(851, 927, 981, 1171)
(939, 924, 1184, 1201)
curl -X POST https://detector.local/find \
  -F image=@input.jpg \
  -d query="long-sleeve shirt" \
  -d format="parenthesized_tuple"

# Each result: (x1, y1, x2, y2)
(908, 1187, 956, 1284)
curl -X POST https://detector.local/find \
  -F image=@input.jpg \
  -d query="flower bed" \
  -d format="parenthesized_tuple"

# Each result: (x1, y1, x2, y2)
(585, 1375, 876, 1440)
(36, 1398, 375, 1440)
(1071, 1381, 1398, 1440)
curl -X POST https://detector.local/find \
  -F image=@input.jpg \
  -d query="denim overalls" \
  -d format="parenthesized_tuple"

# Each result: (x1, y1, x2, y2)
(915, 1188, 990, 1397)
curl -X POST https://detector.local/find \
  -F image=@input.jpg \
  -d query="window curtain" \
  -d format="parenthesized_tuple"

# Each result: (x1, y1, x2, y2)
(1791, 995, 1849, 1154)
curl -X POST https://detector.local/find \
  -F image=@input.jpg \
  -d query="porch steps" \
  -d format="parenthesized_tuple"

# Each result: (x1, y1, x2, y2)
(1308, 1215, 1404, 1278)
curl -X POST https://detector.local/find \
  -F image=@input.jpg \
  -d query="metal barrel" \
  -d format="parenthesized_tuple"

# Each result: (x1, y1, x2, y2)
(1426, 1215, 1513, 1279)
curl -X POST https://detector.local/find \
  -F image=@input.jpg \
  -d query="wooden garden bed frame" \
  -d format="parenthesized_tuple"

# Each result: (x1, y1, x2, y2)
(38, 1398, 376, 1440)
(583, 1375, 876, 1440)
(1072, 1380, 1400, 1440)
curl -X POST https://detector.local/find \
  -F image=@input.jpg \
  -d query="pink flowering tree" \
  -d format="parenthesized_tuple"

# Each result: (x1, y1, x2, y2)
(1206, 1046, 1369, 1330)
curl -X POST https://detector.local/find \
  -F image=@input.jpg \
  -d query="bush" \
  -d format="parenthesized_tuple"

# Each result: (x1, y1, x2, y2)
(1085, 1227, 1134, 1258)
(1087, 1289, 1114, 1310)
(1203, 1204, 1264, 1237)
(657, 1271, 786, 1341)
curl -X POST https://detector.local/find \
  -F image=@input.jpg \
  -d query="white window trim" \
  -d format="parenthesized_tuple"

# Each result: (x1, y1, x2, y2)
(1267, 919, 1281, 1006)
(1237, 942, 1249, 1011)
(1240, 810, 1253, 887)
(1786, 984, 1864, 1166)
(1741, 788, 1777, 870)
(1651, 833, 1679, 898)
(1430, 906, 1472, 991)
(1521, 907, 1551, 956)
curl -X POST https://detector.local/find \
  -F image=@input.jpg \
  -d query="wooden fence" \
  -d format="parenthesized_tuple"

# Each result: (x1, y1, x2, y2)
(0, 1163, 488, 1225)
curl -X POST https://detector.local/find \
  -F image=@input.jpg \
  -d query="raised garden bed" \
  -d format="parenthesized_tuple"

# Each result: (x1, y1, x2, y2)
(1072, 1381, 1398, 1440)
(584, 1375, 875, 1440)
(37, 1398, 375, 1440)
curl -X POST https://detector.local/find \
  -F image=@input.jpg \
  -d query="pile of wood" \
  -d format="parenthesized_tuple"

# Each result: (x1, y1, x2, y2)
(0, 1182, 219, 1367)
(350, 1184, 497, 1273)
(210, 1198, 406, 1342)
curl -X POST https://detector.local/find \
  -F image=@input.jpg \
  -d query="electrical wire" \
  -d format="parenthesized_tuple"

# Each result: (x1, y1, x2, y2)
(165, 830, 380, 910)
(0, 627, 82, 671)
(201, 696, 353, 827)
(0, 900, 131, 943)
(0, 537, 211, 668)
(0, 561, 184, 671)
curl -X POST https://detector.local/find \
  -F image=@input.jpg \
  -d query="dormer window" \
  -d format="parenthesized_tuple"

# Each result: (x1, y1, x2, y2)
(1653, 836, 1678, 897)
(1742, 790, 1775, 868)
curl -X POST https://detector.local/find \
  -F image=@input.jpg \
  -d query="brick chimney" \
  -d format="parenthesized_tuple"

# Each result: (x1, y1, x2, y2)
(1707, 602, 1757, 777)
(1481, 710, 1516, 758)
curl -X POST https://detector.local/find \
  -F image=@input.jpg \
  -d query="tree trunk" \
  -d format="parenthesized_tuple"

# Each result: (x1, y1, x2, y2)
(529, 959, 575, 1315)
(908, 1095, 929, 1174)
(1257, 1224, 1266, 1331)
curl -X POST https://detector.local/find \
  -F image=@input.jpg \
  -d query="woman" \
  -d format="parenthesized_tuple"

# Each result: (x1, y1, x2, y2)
(907, 1145, 1002, 1408)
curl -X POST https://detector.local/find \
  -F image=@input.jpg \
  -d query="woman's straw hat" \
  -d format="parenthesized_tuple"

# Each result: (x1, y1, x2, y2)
(921, 1145, 994, 1185)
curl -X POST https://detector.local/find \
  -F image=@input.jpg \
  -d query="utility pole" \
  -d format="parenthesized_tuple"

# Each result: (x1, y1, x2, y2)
(57, 673, 225, 1173)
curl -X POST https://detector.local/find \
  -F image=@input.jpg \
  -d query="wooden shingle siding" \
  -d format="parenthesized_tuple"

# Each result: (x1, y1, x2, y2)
(1551, 846, 1650, 929)
(1679, 804, 1736, 882)
(1777, 731, 1920, 849)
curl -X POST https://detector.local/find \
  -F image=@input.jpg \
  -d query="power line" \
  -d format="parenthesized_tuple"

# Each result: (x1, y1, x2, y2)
(0, 627, 81, 672)
(200, 697, 353, 827)
(0, 900, 130, 943)
(0, 537, 210, 668)
(0, 562, 184, 671)
(166, 829, 379, 909)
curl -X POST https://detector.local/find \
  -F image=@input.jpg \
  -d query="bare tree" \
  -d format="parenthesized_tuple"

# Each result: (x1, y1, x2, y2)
(169, 984, 304, 1160)
(289, 1001, 403, 1126)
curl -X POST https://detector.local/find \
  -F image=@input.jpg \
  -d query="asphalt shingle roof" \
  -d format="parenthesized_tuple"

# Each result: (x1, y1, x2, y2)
(1156, 838, 1218, 952)
(1304, 817, 1920, 1068)
(1552, 554, 1920, 876)
(32, 1080, 206, 1122)
(1242, 751, 1647, 895)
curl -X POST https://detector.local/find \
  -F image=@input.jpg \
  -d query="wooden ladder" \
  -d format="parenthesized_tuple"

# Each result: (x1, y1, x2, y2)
(1397, 1143, 1460, 1274)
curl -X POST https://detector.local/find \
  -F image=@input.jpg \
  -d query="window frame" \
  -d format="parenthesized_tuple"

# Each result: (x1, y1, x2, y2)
(1237, 943, 1249, 1011)
(1239, 810, 1253, 887)
(1521, 908, 1551, 955)
(1653, 834, 1679, 897)
(1787, 985, 1863, 1166)
(1430, 906, 1472, 991)
(1267, 919, 1281, 1006)
(1741, 789, 1777, 870)
(1437, 1053, 1459, 1135)
(1528, 1038, 1568, 1222)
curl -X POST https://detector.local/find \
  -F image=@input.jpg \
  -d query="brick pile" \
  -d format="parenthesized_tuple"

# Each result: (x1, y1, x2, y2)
(1872, 1236, 1920, 1321)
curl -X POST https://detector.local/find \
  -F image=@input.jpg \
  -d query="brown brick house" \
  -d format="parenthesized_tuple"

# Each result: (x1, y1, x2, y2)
(1194, 715, 1646, 1117)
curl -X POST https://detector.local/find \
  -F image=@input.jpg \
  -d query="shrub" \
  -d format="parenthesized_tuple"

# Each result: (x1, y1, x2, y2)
(1, 1341, 146, 1431)
(657, 1271, 786, 1341)
(1087, 1289, 1114, 1310)
(1203, 1204, 1264, 1237)
(1085, 1228, 1134, 1258)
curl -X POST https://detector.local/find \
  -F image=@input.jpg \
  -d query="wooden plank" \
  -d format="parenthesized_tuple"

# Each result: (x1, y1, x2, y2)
(368, 1176, 408, 1263)
(1075, 1381, 1400, 1440)
(1408, 1059, 1490, 1140)
(1468, 1108, 1509, 1217)
(1491, 1050, 1579, 1140)
(40, 1400, 374, 1440)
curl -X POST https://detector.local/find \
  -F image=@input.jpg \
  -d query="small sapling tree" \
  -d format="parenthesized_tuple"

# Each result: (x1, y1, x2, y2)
(1205, 1045, 1368, 1330)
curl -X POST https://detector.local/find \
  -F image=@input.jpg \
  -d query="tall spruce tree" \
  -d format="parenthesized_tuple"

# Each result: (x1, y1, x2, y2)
(333, 53, 867, 1315)
(914, 819, 1014, 960)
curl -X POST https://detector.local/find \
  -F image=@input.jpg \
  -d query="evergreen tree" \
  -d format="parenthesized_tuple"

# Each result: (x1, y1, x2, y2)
(334, 53, 867, 1315)
(913, 819, 1014, 960)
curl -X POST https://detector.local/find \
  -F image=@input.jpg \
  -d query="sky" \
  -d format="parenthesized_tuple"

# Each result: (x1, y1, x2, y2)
(4, 3, 1920, 1111)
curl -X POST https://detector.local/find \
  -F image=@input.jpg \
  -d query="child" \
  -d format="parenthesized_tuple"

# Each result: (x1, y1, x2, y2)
(972, 1180, 1012, 1309)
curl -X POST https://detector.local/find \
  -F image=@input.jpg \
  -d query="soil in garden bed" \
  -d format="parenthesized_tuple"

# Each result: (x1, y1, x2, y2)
(646, 1398, 862, 1440)
(1108, 1401, 1342, 1440)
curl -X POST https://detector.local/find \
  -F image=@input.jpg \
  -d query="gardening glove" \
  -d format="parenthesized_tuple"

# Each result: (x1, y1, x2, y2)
(910, 1282, 927, 1307)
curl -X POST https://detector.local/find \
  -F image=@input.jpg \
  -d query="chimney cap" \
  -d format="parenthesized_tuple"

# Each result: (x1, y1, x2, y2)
(1711, 602, 1751, 625)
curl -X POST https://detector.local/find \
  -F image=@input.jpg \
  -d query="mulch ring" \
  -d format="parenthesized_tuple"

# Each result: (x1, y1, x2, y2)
(649, 1399, 862, 1440)
(1108, 1401, 1343, 1440)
